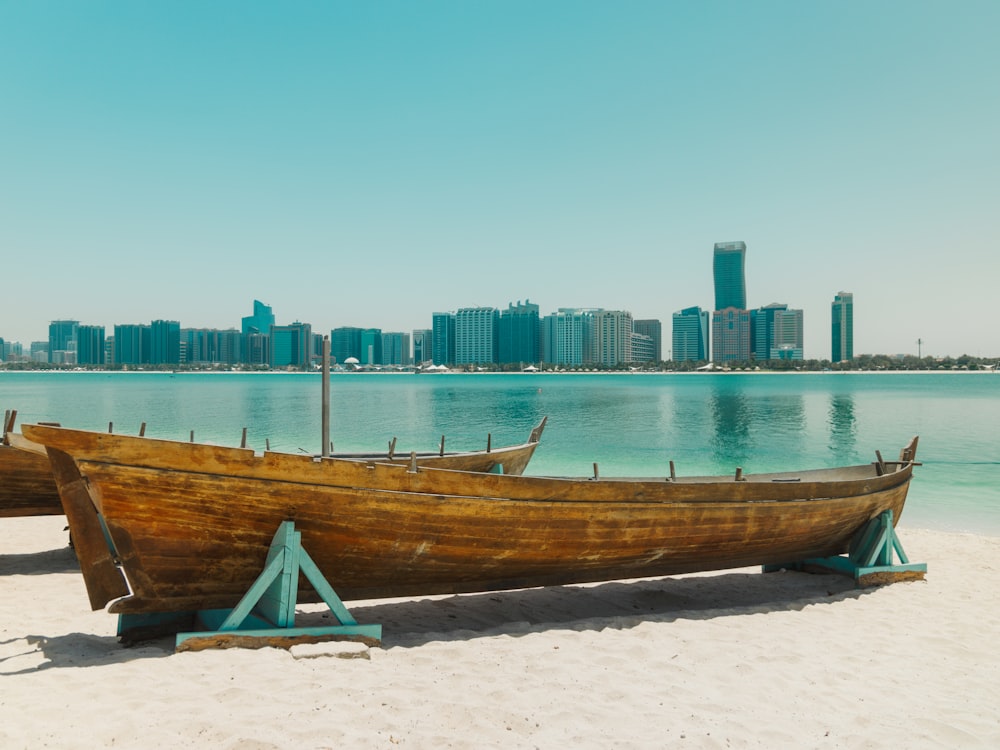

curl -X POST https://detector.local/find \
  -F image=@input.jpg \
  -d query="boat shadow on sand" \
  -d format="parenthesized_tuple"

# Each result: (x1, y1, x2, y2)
(318, 569, 879, 648)
(2, 568, 898, 673)
(0, 542, 79, 576)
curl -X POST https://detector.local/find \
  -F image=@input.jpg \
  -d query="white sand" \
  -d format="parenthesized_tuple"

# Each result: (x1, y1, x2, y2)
(1, 516, 998, 749)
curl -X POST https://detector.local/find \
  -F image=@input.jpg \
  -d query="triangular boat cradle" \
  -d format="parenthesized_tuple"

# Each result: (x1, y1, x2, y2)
(117, 521, 382, 651)
(763, 509, 927, 585)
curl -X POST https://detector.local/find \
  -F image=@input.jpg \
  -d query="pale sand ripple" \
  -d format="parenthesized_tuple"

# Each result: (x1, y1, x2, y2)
(1, 517, 998, 749)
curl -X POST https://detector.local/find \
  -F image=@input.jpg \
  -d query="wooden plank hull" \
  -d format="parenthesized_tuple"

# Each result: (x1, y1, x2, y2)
(0, 419, 542, 519)
(0, 438, 62, 518)
(23, 424, 918, 616)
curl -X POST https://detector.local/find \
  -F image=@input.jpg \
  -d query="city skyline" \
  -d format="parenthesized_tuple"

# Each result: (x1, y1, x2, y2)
(3, 3, 998, 359)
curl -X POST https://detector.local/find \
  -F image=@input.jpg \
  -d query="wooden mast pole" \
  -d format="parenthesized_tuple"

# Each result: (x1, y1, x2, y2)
(321, 335, 331, 457)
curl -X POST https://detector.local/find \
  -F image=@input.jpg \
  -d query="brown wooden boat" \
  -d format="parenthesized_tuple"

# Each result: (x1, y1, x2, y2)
(1, 413, 544, 519)
(23, 423, 919, 618)
(0, 412, 62, 518)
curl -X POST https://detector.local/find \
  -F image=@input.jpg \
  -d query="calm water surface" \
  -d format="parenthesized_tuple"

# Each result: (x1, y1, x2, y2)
(3, 371, 998, 535)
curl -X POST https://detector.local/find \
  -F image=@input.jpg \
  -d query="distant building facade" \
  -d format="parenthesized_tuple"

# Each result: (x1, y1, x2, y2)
(713, 242, 747, 311)
(270, 322, 312, 369)
(672, 307, 710, 362)
(766, 307, 804, 360)
(712, 308, 752, 363)
(498, 300, 541, 366)
(360, 328, 382, 365)
(633, 319, 662, 362)
(150, 320, 181, 366)
(712, 241, 751, 362)
(48, 320, 78, 364)
(431, 312, 456, 366)
(455, 307, 499, 366)
(331, 327, 363, 364)
(831, 292, 854, 363)
(75, 325, 106, 366)
(411, 329, 432, 364)
(541, 308, 594, 366)
(591, 310, 633, 367)
(381, 332, 411, 366)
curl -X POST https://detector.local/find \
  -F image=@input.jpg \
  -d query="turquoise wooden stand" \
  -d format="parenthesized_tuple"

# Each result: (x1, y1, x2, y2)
(764, 510, 927, 586)
(118, 521, 381, 651)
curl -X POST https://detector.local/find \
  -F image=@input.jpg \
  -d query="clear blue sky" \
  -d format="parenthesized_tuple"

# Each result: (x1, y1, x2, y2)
(2, 1, 997, 359)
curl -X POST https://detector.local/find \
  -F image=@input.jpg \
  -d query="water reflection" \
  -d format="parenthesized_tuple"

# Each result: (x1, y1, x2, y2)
(709, 386, 753, 468)
(827, 393, 857, 463)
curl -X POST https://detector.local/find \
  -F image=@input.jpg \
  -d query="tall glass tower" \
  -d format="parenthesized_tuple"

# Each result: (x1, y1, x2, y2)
(831, 292, 854, 363)
(713, 242, 747, 311)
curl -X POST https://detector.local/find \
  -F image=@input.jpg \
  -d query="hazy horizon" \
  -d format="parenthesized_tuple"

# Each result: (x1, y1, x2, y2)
(3, 2, 998, 359)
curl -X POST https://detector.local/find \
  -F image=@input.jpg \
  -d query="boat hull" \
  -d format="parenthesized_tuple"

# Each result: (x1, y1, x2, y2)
(24, 424, 917, 615)
(0, 438, 62, 518)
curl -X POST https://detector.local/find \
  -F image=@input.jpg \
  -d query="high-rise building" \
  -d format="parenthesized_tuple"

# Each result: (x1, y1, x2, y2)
(360, 328, 383, 365)
(712, 308, 752, 363)
(672, 307, 709, 362)
(270, 321, 312, 369)
(241, 300, 275, 336)
(630, 332, 655, 363)
(770, 307, 804, 360)
(381, 332, 411, 366)
(831, 292, 854, 363)
(455, 307, 499, 366)
(713, 242, 747, 311)
(149, 320, 181, 366)
(592, 310, 633, 367)
(498, 300, 541, 366)
(633, 319, 662, 362)
(712, 242, 750, 362)
(113, 324, 150, 365)
(183, 328, 241, 365)
(241, 300, 274, 367)
(48, 320, 78, 364)
(431, 312, 456, 366)
(76, 325, 106, 366)
(541, 308, 594, 366)
(752, 303, 787, 360)
(411, 329, 432, 364)
(331, 327, 363, 364)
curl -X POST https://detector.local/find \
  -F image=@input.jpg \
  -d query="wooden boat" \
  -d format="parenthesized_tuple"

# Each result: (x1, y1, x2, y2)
(0, 414, 544, 519)
(0, 412, 62, 518)
(23, 422, 920, 618)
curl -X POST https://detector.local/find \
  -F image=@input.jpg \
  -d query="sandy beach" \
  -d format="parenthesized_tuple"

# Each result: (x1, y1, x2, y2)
(1, 515, 997, 749)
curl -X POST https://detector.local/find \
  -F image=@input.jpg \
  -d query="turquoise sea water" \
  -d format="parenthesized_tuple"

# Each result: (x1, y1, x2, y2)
(2, 371, 998, 535)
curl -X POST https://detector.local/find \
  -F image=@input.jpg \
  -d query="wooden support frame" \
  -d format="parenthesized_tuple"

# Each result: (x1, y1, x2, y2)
(764, 510, 927, 587)
(118, 521, 382, 651)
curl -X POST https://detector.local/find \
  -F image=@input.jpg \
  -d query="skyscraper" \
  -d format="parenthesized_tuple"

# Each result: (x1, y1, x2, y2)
(672, 307, 709, 362)
(713, 242, 747, 311)
(633, 319, 662, 362)
(76, 325, 106, 366)
(591, 310, 633, 366)
(411, 329, 432, 364)
(331, 327, 363, 364)
(150, 320, 181, 366)
(541, 309, 593, 366)
(712, 308, 751, 363)
(48, 320, 78, 364)
(498, 300, 541, 365)
(712, 241, 750, 363)
(771, 307, 804, 360)
(431, 312, 456, 366)
(270, 321, 312, 369)
(241, 300, 275, 336)
(455, 307, 499, 366)
(831, 292, 854, 363)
